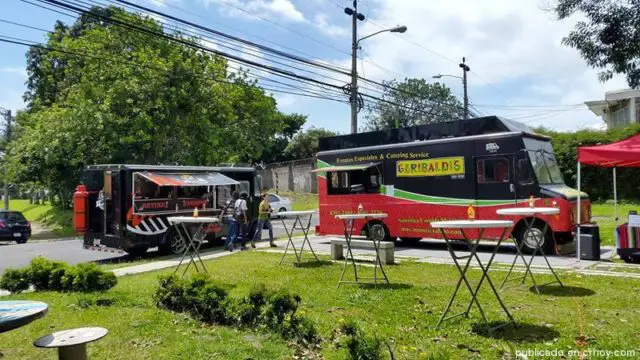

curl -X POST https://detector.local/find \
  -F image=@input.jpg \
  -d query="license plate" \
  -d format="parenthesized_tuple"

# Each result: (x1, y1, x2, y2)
(13, 233, 21, 237)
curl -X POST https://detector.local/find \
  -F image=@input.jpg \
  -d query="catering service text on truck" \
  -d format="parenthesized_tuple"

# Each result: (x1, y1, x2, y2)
(314, 116, 593, 254)
(73, 164, 260, 255)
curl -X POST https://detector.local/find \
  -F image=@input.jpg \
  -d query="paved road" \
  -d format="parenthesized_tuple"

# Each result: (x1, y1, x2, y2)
(0, 216, 319, 272)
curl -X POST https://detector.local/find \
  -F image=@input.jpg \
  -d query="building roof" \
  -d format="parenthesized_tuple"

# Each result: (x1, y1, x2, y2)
(585, 88, 640, 117)
(85, 164, 255, 172)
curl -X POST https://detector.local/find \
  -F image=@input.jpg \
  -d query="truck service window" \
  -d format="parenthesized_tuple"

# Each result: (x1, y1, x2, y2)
(328, 168, 381, 195)
(477, 158, 510, 183)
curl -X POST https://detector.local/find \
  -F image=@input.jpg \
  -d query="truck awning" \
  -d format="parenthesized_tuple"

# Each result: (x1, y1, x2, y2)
(311, 162, 380, 173)
(137, 172, 240, 187)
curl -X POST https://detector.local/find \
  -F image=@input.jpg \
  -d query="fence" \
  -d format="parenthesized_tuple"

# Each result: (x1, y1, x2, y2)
(258, 158, 317, 194)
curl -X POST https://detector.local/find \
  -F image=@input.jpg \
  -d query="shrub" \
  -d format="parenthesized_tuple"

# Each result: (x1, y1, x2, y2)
(0, 268, 31, 293)
(28, 257, 66, 291)
(336, 321, 383, 360)
(0, 258, 116, 294)
(154, 275, 188, 312)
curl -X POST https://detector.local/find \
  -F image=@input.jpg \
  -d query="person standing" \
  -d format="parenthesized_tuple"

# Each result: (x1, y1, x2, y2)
(253, 193, 276, 247)
(234, 192, 249, 250)
(224, 192, 239, 251)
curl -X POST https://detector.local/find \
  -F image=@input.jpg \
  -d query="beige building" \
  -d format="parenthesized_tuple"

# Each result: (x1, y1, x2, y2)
(585, 89, 640, 128)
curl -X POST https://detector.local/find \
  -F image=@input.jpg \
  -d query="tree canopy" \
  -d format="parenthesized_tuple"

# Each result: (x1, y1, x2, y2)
(365, 78, 464, 130)
(260, 113, 307, 164)
(8, 6, 291, 205)
(284, 127, 337, 160)
(555, 0, 640, 88)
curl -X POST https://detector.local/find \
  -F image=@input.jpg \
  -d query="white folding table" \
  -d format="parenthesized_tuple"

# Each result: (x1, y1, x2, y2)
(167, 216, 219, 276)
(335, 213, 389, 287)
(431, 220, 514, 334)
(277, 210, 319, 266)
(496, 207, 564, 293)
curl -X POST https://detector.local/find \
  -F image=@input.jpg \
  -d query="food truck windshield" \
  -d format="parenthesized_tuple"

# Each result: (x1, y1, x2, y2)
(524, 138, 564, 185)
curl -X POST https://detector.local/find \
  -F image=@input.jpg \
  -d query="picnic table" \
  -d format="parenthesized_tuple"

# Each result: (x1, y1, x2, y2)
(496, 207, 564, 293)
(335, 213, 389, 287)
(167, 216, 219, 276)
(278, 210, 319, 266)
(430, 219, 514, 333)
(0, 300, 48, 333)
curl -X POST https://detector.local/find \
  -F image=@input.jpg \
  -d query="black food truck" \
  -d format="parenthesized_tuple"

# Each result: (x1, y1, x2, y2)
(315, 116, 592, 254)
(73, 164, 260, 255)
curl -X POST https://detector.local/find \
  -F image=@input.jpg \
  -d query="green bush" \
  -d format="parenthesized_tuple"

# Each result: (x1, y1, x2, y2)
(28, 257, 66, 291)
(154, 276, 319, 346)
(0, 258, 117, 294)
(335, 320, 383, 360)
(537, 125, 640, 201)
(0, 268, 31, 293)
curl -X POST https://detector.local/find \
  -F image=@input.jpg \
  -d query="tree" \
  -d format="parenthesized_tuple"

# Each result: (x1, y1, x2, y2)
(365, 78, 464, 130)
(260, 113, 307, 164)
(284, 127, 337, 160)
(8, 6, 286, 206)
(554, 0, 640, 88)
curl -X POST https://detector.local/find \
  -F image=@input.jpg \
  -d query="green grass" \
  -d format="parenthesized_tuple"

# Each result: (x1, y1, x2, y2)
(591, 202, 640, 246)
(269, 190, 318, 211)
(3, 252, 640, 359)
(0, 199, 75, 238)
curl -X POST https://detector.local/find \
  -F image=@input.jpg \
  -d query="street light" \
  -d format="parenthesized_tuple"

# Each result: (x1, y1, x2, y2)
(348, 24, 407, 134)
(432, 57, 471, 120)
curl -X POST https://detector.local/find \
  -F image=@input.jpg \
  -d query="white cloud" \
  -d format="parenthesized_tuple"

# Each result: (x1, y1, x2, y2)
(313, 14, 348, 37)
(199, 0, 305, 23)
(0, 67, 27, 79)
(0, 89, 26, 114)
(327, 0, 630, 131)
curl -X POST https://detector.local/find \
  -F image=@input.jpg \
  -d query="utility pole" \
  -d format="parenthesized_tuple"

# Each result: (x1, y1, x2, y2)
(459, 57, 471, 120)
(345, 1, 365, 134)
(0, 108, 11, 210)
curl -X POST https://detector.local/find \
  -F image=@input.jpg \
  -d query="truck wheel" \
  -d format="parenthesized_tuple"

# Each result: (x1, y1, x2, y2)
(366, 222, 392, 243)
(125, 246, 148, 257)
(400, 237, 421, 245)
(514, 219, 554, 254)
(160, 228, 187, 255)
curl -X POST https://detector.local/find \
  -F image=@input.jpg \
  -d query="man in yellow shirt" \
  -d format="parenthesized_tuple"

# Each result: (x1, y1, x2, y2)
(253, 193, 276, 247)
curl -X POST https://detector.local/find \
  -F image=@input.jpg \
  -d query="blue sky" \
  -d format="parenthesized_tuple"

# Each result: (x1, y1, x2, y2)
(0, 0, 630, 133)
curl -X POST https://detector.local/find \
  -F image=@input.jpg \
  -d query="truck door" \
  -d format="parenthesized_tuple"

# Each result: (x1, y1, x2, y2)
(475, 154, 517, 204)
(103, 171, 121, 236)
(514, 150, 537, 200)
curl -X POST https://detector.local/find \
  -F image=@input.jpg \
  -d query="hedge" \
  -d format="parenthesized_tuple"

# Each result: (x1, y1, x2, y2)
(0, 257, 117, 294)
(536, 124, 640, 202)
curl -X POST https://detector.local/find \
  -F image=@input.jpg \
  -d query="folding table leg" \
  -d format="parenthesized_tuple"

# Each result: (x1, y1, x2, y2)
(300, 214, 320, 261)
(338, 219, 358, 287)
(465, 228, 514, 329)
(172, 224, 194, 277)
(524, 221, 563, 293)
(370, 232, 389, 285)
(436, 229, 488, 329)
(181, 223, 202, 276)
(279, 217, 300, 265)
(192, 224, 209, 274)
(500, 233, 537, 290)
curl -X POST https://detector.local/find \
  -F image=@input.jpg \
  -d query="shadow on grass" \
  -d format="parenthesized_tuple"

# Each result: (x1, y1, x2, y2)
(471, 321, 560, 342)
(358, 282, 413, 290)
(530, 285, 595, 297)
(294, 260, 333, 269)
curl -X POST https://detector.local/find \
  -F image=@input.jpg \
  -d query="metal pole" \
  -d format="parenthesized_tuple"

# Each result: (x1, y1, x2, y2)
(576, 161, 581, 261)
(3, 110, 10, 210)
(459, 58, 470, 120)
(350, 0, 358, 134)
(613, 167, 618, 224)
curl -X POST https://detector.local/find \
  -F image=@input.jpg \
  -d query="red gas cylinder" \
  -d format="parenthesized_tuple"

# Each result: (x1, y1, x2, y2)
(73, 185, 89, 233)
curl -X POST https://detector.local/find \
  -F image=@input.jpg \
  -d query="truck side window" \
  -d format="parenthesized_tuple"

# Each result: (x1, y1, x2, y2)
(328, 169, 381, 195)
(477, 158, 510, 183)
(517, 158, 534, 184)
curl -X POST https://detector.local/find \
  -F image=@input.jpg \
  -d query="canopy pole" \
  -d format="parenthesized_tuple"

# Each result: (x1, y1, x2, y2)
(577, 161, 581, 261)
(613, 167, 618, 225)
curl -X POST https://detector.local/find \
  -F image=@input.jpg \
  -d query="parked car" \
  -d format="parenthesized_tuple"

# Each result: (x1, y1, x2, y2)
(0, 211, 31, 244)
(267, 193, 292, 218)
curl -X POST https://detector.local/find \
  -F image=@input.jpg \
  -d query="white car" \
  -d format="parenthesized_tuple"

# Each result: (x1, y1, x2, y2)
(266, 193, 292, 218)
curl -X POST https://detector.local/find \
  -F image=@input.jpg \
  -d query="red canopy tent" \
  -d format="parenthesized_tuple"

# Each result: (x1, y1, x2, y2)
(576, 134, 640, 260)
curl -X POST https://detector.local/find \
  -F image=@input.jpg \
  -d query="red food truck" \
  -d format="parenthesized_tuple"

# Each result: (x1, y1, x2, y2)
(314, 116, 593, 254)
(74, 164, 260, 255)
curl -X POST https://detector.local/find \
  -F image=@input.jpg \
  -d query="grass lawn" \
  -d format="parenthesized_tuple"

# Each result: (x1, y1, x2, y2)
(268, 190, 318, 211)
(2, 252, 640, 359)
(591, 202, 640, 246)
(0, 199, 75, 238)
